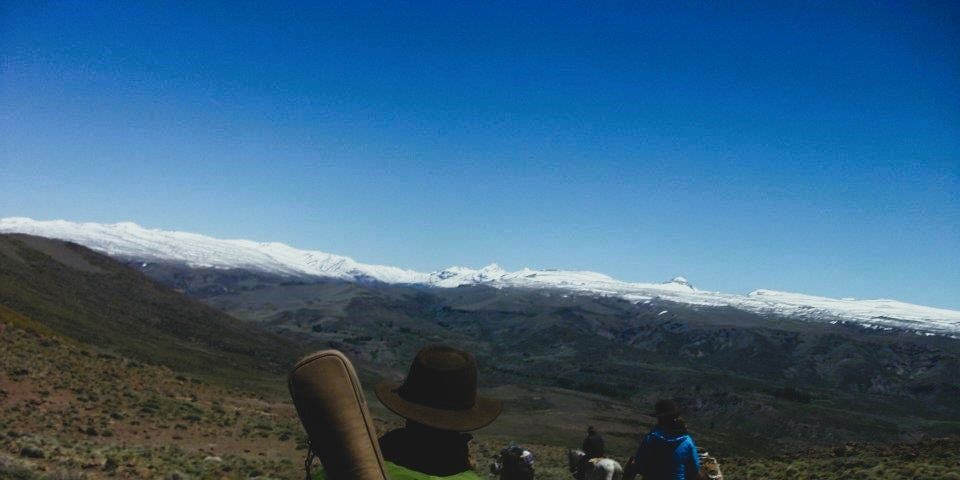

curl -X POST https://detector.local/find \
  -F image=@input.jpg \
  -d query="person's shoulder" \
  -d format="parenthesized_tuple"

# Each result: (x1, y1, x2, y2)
(378, 429, 402, 454)
(679, 434, 698, 453)
(647, 428, 666, 439)
(378, 427, 413, 451)
(380, 427, 409, 441)
(640, 430, 658, 444)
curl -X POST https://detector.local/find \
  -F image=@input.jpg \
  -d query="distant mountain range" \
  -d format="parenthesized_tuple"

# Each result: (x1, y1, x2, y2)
(2, 217, 958, 336)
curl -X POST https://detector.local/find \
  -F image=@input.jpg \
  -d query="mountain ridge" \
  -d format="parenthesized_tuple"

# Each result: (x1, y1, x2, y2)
(2, 216, 958, 336)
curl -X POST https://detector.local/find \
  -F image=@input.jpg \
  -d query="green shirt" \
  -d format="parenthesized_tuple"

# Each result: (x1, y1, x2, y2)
(313, 461, 482, 480)
(385, 461, 482, 480)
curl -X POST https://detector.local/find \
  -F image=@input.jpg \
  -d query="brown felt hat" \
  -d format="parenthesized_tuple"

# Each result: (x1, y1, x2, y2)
(648, 399, 682, 418)
(375, 345, 502, 432)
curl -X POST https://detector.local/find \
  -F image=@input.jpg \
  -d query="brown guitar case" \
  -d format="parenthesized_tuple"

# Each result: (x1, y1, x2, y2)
(288, 350, 389, 480)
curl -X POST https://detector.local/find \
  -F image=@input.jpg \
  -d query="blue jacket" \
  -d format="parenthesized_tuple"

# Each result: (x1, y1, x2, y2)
(633, 428, 700, 480)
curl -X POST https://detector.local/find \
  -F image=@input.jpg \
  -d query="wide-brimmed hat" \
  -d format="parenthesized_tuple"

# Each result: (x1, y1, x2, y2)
(375, 345, 502, 432)
(648, 399, 682, 418)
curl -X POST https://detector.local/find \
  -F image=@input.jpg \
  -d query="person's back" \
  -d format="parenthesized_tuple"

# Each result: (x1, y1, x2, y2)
(575, 426, 607, 479)
(634, 428, 699, 480)
(582, 426, 606, 459)
(379, 421, 476, 477)
(630, 400, 700, 480)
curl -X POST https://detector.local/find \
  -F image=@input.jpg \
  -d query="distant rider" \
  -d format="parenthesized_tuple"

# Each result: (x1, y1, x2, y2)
(576, 425, 606, 479)
(583, 425, 606, 459)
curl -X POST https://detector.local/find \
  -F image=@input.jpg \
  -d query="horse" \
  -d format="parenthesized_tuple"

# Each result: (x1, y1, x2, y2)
(491, 445, 535, 480)
(698, 451, 724, 480)
(621, 451, 724, 480)
(568, 449, 623, 480)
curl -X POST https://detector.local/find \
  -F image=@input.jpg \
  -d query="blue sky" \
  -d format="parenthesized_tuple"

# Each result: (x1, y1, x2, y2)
(2, 1, 958, 309)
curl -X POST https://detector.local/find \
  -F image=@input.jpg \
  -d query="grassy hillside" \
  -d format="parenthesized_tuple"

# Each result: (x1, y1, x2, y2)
(0, 234, 309, 391)
(0, 314, 307, 479)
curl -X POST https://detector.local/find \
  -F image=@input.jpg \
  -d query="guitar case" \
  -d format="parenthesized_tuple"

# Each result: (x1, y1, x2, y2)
(288, 350, 389, 480)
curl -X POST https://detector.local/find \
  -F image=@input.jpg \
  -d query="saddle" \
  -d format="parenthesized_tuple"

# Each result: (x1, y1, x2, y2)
(288, 350, 389, 480)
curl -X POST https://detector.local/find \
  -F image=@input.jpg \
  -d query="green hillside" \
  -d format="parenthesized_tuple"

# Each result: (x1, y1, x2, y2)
(0, 234, 307, 391)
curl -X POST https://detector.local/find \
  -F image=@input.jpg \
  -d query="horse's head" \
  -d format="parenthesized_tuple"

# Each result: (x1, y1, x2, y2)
(568, 449, 585, 473)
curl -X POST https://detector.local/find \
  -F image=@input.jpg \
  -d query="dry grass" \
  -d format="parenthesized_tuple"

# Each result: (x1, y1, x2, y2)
(1, 320, 305, 479)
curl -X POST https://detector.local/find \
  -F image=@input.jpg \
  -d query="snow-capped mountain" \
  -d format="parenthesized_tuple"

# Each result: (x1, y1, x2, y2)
(2, 217, 959, 336)
(0, 218, 425, 283)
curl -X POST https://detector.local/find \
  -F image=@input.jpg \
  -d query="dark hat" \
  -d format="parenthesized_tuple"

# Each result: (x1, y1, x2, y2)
(648, 399, 682, 418)
(375, 345, 502, 432)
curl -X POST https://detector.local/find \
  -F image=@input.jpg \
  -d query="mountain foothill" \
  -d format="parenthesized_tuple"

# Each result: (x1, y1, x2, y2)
(1, 233, 958, 479)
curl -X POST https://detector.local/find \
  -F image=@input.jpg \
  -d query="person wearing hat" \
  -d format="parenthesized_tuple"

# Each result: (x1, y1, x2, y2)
(626, 399, 701, 480)
(582, 425, 606, 459)
(375, 344, 503, 479)
(575, 425, 606, 479)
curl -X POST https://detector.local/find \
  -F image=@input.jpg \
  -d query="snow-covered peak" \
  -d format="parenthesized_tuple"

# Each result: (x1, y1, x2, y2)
(0, 217, 429, 284)
(745, 289, 957, 325)
(2, 217, 959, 336)
(428, 264, 509, 287)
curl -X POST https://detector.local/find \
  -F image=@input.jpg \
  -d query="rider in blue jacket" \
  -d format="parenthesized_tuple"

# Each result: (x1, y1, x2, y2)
(629, 399, 701, 480)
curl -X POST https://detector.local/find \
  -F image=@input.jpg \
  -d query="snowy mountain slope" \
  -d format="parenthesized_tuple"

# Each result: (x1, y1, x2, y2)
(0, 217, 427, 283)
(2, 217, 958, 335)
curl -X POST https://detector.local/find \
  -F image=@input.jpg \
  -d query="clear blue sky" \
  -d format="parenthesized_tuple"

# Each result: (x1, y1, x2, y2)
(2, 1, 958, 309)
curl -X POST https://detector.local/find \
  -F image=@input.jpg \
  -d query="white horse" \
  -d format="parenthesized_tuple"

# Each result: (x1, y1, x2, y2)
(568, 449, 623, 480)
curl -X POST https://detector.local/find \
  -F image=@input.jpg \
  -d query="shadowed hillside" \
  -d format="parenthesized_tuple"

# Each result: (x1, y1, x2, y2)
(0, 234, 307, 390)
